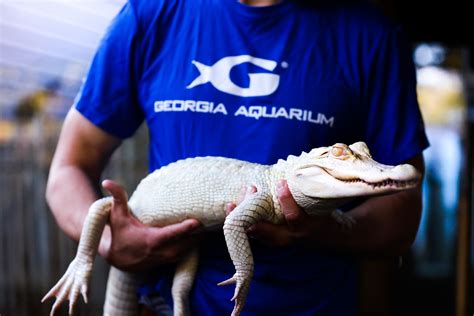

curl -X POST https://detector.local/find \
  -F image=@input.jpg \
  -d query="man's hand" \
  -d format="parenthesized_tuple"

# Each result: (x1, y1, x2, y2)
(99, 180, 201, 271)
(225, 181, 334, 248)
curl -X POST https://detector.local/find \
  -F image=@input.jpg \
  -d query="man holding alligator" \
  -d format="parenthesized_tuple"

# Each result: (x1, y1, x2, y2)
(45, 0, 428, 315)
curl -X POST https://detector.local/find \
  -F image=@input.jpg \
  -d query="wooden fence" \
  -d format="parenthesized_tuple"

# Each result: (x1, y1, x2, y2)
(0, 116, 148, 316)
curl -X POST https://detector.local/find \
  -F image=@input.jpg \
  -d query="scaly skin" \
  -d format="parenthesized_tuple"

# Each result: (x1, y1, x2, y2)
(43, 142, 421, 316)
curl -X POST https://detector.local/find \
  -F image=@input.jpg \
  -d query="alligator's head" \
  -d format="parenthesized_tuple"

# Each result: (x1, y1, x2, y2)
(284, 142, 421, 211)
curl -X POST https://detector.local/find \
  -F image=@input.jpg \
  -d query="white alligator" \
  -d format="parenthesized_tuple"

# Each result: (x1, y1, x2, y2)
(42, 142, 420, 316)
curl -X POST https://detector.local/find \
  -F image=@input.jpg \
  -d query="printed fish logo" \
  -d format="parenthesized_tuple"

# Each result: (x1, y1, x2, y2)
(187, 55, 281, 97)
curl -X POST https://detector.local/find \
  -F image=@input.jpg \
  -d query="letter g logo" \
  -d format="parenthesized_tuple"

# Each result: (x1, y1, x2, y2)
(186, 55, 280, 97)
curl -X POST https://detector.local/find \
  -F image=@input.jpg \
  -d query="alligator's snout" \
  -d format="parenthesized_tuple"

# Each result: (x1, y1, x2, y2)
(389, 164, 420, 182)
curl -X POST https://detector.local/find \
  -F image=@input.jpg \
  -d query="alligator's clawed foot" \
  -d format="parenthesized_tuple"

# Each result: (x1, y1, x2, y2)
(218, 273, 250, 316)
(331, 209, 356, 231)
(41, 258, 92, 316)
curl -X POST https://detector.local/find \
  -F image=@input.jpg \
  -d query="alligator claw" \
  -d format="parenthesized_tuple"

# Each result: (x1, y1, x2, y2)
(230, 277, 250, 316)
(42, 258, 92, 316)
(218, 273, 250, 316)
(217, 274, 237, 287)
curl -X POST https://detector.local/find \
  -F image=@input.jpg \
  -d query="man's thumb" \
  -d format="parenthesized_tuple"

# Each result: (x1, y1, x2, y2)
(276, 180, 306, 231)
(102, 180, 129, 207)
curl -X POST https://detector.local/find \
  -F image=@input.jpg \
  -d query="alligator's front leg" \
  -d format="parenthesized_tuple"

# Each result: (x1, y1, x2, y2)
(42, 197, 113, 315)
(219, 192, 273, 316)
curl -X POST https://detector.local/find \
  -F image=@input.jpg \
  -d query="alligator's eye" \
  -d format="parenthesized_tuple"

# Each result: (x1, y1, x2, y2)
(331, 146, 345, 157)
(331, 145, 353, 159)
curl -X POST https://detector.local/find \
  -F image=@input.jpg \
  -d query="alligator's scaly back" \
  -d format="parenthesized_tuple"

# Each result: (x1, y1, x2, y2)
(128, 157, 272, 228)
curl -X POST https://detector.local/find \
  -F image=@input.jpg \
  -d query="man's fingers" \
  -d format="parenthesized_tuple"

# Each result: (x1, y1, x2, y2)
(148, 219, 201, 246)
(277, 180, 307, 231)
(102, 179, 128, 204)
(102, 180, 130, 218)
(236, 185, 257, 205)
(225, 203, 236, 216)
(247, 222, 292, 247)
(226, 185, 257, 216)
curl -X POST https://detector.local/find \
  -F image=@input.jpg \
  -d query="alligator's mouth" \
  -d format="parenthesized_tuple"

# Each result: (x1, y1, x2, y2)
(299, 165, 419, 190)
(335, 177, 418, 189)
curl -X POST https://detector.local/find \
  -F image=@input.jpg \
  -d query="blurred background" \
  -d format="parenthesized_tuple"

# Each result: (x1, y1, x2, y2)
(0, 0, 472, 315)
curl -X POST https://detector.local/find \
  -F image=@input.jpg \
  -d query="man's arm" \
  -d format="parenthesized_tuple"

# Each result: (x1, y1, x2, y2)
(242, 155, 424, 256)
(47, 108, 200, 271)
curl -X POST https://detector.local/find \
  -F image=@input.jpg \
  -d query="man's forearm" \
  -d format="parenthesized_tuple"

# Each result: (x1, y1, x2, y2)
(316, 188, 422, 256)
(45, 109, 121, 247)
(46, 164, 102, 241)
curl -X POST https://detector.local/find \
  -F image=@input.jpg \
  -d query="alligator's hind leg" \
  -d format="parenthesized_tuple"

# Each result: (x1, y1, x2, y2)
(103, 266, 140, 316)
(171, 247, 199, 316)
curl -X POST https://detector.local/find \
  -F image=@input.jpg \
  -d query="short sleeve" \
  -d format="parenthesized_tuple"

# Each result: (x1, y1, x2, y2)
(74, 2, 144, 139)
(363, 26, 429, 165)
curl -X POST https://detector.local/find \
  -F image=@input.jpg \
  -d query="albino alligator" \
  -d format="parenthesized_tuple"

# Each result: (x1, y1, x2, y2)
(42, 142, 420, 316)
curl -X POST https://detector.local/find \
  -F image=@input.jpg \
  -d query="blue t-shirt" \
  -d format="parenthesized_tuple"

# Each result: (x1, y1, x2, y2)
(75, 0, 429, 315)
